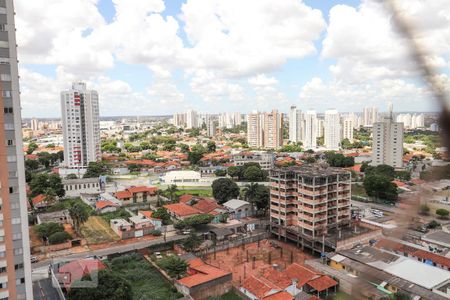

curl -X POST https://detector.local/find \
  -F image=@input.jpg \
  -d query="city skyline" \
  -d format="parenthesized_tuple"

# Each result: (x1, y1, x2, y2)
(15, 0, 449, 118)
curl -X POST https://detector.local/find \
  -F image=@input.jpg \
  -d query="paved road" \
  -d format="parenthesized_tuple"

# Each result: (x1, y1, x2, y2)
(351, 201, 397, 213)
(32, 234, 186, 270)
(33, 278, 60, 300)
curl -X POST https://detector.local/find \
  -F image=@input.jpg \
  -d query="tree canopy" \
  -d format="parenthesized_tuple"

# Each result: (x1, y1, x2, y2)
(83, 161, 111, 178)
(324, 151, 355, 168)
(212, 178, 240, 204)
(29, 173, 65, 197)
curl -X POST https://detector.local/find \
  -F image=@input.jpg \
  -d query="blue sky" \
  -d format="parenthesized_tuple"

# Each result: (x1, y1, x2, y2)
(15, 0, 445, 117)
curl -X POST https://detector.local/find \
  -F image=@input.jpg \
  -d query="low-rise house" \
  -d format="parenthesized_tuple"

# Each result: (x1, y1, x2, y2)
(57, 258, 107, 290)
(138, 210, 163, 229)
(114, 186, 158, 205)
(240, 263, 337, 300)
(232, 151, 274, 170)
(36, 210, 73, 225)
(62, 177, 101, 197)
(32, 194, 54, 209)
(222, 199, 252, 220)
(199, 166, 228, 177)
(164, 203, 202, 220)
(95, 200, 118, 214)
(110, 215, 155, 240)
(176, 258, 232, 300)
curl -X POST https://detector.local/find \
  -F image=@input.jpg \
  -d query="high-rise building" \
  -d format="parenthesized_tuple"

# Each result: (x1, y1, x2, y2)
(363, 106, 378, 127)
(30, 118, 38, 131)
(288, 106, 302, 143)
(0, 1, 33, 298)
(263, 109, 283, 149)
(341, 116, 354, 142)
(270, 165, 351, 239)
(205, 115, 216, 137)
(186, 109, 198, 129)
(247, 111, 263, 148)
(172, 113, 186, 128)
(218, 112, 242, 129)
(303, 110, 318, 150)
(61, 82, 101, 169)
(324, 109, 341, 150)
(371, 105, 404, 168)
(316, 118, 324, 138)
(396, 113, 425, 129)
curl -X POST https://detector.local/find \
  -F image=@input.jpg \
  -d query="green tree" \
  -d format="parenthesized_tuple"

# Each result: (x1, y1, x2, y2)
(188, 144, 206, 165)
(83, 161, 111, 178)
(243, 165, 264, 182)
(25, 159, 40, 171)
(279, 143, 302, 152)
(227, 166, 240, 178)
(363, 174, 398, 202)
(366, 164, 395, 180)
(207, 141, 216, 153)
(182, 233, 202, 252)
(183, 214, 214, 227)
(212, 178, 240, 204)
(67, 270, 132, 300)
(324, 151, 355, 168)
(27, 142, 38, 154)
(166, 185, 179, 202)
(214, 169, 227, 177)
(29, 173, 65, 197)
(35, 222, 65, 240)
(69, 203, 90, 234)
(157, 256, 188, 279)
(436, 208, 450, 219)
(48, 231, 72, 244)
(66, 174, 78, 180)
(179, 143, 190, 153)
(152, 207, 171, 225)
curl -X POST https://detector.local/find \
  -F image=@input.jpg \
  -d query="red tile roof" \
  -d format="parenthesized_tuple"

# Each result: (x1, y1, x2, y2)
(283, 263, 319, 287)
(115, 186, 157, 199)
(392, 180, 406, 187)
(306, 276, 337, 292)
(58, 259, 107, 289)
(192, 198, 222, 214)
(164, 203, 201, 217)
(178, 258, 231, 288)
(32, 194, 47, 206)
(95, 200, 117, 210)
(242, 275, 278, 299)
(262, 268, 291, 289)
(263, 291, 293, 300)
(115, 190, 132, 199)
(179, 194, 194, 203)
(138, 210, 161, 220)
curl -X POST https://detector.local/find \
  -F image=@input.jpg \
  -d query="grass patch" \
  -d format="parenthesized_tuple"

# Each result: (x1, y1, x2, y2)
(351, 183, 367, 197)
(80, 216, 120, 244)
(109, 253, 182, 300)
(100, 208, 131, 223)
(175, 188, 213, 197)
(207, 291, 243, 300)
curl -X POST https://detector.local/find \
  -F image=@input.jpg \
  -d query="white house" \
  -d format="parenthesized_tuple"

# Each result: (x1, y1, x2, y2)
(222, 199, 252, 220)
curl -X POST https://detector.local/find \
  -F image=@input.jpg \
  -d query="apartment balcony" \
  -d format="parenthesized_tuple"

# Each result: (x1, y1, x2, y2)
(298, 213, 315, 222)
(300, 205, 327, 214)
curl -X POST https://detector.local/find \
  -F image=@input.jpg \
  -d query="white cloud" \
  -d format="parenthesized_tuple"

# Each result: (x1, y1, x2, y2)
(248, 74, 278, 87)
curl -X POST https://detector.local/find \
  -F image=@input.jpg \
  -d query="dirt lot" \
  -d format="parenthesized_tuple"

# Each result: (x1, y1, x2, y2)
(80, 216, 120, 244)
(204, 239, 313, 286)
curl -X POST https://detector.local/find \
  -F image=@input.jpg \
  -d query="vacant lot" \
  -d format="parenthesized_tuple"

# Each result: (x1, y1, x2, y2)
(208, 291, 243, 300)
(80, 216, 120, 244)
(176, 188, 213, 197)
(109, 253, 182, 300)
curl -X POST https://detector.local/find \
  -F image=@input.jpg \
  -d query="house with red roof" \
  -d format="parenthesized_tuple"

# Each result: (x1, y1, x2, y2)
(57, 258, 107, 290)
(114, 186, 158, 205)
(138, 210, 163, 229)
(164, 203, 202, 220)
(176, 258, 232, 300)
(95, 200, 118, 214)
(240, 263, 337, 300)
(32, 194, 53, 209)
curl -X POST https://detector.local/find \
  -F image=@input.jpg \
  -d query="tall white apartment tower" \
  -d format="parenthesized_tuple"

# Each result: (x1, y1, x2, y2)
(247, 112, 263, 148)
(186, 109, 198, 129)
(342, 116, 354, 142)
(30, 118, 38, 131)
(61, 82, 101, 169)
(288, 106, 302, 143)
(263, 109, 283, 149)
(0, 0, 33, 298)
(303, 110, 318, 150)
(371, 105, 404, 168)
(324, 109, 341, 150)
(363, 106, 378, 127)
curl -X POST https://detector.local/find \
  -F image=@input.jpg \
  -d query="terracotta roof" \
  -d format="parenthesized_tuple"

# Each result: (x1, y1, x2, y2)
(262, 268, 291, 289)
(32, 194, 47, 206)
(164, 203, 201, 217)
(192, 198, 222, 214)
(25, 154, 38, 160)
(411, 178, 425, 185)
(179, 194, 194, 203)
(263, 291, 293, 300)
(242, 275, 277, 299)
(306, 276, 337, 292)
(178, 258, 231, 288)
(128, 186, 157, 194)
(115, 190, 132, 199)
(283, 263, 319, 287)
(58, 259, 106, 289)
(392, 180, 406, 187)
(138, 210, 161, 220)
(95, 200, 117, 210)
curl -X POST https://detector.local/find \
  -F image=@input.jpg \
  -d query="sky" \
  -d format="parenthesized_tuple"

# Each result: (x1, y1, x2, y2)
(14, 0, 450, 118)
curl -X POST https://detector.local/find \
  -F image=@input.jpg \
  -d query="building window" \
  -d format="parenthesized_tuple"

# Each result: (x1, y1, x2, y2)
(3, 107, 12, 113)
(4, 123, 13, 130)
(0, 74, 11, 81)
(0, 282, 7, 289)
(13, 248, 23, 255)
(7, 139, 13, 146)
(16, 278, 25, 285)
(7, 156, 16, 162)
(11, 217, 20, 225)
(8, 186, 13, 193)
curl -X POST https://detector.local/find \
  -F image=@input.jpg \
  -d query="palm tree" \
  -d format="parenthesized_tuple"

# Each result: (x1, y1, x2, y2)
(156, 189, 164, 207)
(166, 184, 179, 203)
(69, 203, 89, 234)
(243, 182, 259, 215)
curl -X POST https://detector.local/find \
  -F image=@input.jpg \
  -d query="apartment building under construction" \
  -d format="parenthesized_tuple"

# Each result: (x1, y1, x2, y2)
(269, 164, 374, 254)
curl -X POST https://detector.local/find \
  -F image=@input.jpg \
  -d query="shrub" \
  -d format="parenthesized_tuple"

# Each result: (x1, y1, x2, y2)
(150, 230, 162, 236)
(48, 231, 72, 244)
